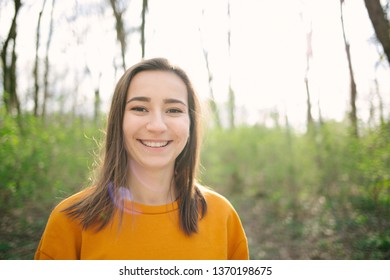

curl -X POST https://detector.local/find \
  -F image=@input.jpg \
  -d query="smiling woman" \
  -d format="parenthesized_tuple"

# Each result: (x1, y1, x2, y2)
(123, 71, 191, 205)
(34, 58, 249, 260)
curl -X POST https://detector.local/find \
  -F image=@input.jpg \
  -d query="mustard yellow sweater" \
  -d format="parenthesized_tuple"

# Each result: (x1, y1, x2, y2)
(34, 187, 249, 260)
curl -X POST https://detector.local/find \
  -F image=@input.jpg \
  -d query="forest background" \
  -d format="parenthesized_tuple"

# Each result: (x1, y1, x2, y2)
(0, 0, 389, 259)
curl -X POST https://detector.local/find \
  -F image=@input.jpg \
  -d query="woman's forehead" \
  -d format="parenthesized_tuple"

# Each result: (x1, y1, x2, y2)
(127, 70, 188, 102)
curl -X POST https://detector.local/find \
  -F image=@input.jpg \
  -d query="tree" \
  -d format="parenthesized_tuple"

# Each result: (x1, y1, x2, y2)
(1, 0, 22, 115)
(140, 0, 148, 58)
(85, 64, 102, 124)
(227, 0, 235, 129)
(304, 29, 314, 131)
(299, 7, 314, 132)
(199, 10, 222, 129)
(42, 0, 56, 118)
(340, 0, 358, 137)
(364, 0, 390, 66)
(109, 0, 127, 71)
(202, 46, 222, 129)
(33, 0, 48, 117)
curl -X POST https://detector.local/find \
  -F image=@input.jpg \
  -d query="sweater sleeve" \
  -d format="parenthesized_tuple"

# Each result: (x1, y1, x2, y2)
(34, 201, 82, 260)
(227, 204, 249, 260)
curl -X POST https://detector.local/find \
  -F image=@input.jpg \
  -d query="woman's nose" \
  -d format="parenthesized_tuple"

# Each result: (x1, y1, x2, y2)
(146, 112, 167, 132)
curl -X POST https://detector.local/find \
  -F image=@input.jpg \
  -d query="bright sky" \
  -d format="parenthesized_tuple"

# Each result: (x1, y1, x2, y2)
(1, 0, 389, 130)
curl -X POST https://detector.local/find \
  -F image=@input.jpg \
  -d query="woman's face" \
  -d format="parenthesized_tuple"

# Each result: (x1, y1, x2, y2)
(123, 70, 190, 172)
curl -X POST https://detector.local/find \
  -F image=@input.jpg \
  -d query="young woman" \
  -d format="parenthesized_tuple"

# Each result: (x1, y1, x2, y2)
(34, 58, 249, 260)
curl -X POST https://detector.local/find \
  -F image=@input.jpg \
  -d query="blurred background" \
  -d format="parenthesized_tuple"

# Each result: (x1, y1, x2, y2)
(0, 0, 389, 259)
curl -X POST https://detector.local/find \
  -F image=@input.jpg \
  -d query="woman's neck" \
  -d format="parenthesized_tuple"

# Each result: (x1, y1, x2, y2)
(127, 161, 176, 205)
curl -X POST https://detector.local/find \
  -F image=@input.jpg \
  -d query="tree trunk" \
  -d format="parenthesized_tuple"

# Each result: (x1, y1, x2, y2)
(85, 63, 102, 124)
(199, 9, 222, 129)
(305, 27, 314, 132)
(374, 78, 385, 126)
(318, 99, 324, 126)
(201, 42, 222, 129)
(299, 8, 314, 132)
(33, 0, 48, 117)
(364, 0, 390, 66)
(109, 0, 127, 71)
(227, 85, 235, 129)
(305, 77, 313, 129)
(227, 0, 235, 129)
(1, 0, 22, 115)
(10, 31, 19, 115)
(94, 88, 101, 123)
(140, 0, 148, 58)
(42, 0, 56, 118)
(340, 0, 358, 137)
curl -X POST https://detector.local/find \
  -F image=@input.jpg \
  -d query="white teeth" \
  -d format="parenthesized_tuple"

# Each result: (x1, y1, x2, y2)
(141, 140, 169, 148)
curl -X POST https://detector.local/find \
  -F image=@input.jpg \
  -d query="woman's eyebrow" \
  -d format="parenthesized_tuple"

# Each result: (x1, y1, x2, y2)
(126, 96, 150, 104)
(163, 98, 187, 107)
(126, 96, 187, 107)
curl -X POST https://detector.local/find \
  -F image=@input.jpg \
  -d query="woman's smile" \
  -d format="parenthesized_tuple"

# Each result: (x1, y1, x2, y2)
(138, 139, 172, 148)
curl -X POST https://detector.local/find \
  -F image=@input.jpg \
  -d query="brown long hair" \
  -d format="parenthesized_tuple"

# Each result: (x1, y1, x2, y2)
(64, 58, 207, 235)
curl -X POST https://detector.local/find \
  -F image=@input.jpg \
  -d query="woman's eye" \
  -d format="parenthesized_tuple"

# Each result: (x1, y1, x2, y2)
(131, 107, 147, 112)
(167, 108, 183, 114)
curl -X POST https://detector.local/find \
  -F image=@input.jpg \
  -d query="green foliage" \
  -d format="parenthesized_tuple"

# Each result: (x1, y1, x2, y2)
(0, 109, 389, 259)
(0, 110, 102, 259)
(200, 121, 390, 259)
(0, 111, 102, 212)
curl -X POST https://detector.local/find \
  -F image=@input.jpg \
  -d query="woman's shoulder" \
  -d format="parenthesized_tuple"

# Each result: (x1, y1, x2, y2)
(198, 185, 236, 211)
(52, 186, 95, 213)
(36, 188, 93, 243)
